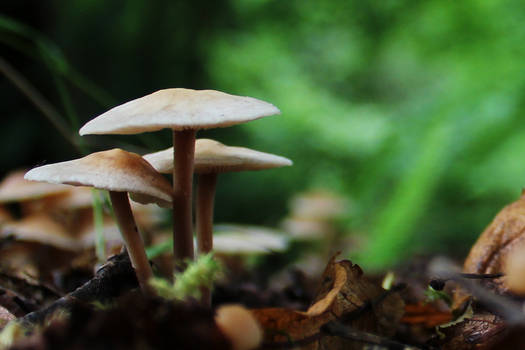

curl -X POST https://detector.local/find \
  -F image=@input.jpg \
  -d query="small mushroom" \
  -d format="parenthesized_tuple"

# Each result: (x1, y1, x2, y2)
(288, 190, 348, 221)
(79, 88, 280, 264)
(504, 242, 525, 295)
(0, 214, 81, 281)
(49, 186, 94, 210)
(79, 219, 124, 253)
(145, 227, 289, 277)
(1, 213, 83, 251)
(212, 226, 289, 254)
(215, 305, 262, 350)
(24, 149, 173, 293)
(282, 190, 348, 241)
(145, 140, 291, 305)
(0, 170, 72, 217)
(0, 170, 71, 203)
(144, 139, 292, 256)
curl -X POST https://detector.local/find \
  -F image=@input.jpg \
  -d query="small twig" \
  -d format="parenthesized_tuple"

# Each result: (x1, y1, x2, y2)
(458, 273, 504, 280)
(261, 284, 408, 349)
(428, 258, 525, 325)
(17, 252, 138, 330)
(430, 273, 504, 291)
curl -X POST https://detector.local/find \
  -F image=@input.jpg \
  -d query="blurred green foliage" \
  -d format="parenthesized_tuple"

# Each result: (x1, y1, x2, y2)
(2, 0, 525, 269)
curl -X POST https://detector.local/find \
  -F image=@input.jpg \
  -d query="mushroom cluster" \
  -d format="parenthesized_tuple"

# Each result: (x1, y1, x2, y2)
(23, 88, 291, 297)
(143, 138, 292, 257)
(0, 170, 163, 281)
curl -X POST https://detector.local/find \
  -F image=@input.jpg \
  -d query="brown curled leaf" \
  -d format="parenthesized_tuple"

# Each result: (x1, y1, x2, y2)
(463, 190, 525, 293)
(440, 313, 505, 350)
(251, 255, 404, 349)
(401, 302, 453, 328)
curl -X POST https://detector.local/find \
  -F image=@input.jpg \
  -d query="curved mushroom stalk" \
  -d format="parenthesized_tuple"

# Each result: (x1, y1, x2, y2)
(24, 148, 173, 295)
(109, 191, 153, 293)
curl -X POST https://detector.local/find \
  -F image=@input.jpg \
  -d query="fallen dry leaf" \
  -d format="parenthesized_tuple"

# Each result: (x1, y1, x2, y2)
(440, 313, 505, 350)
(251, 255, 404, 349)
(401, 302, 453, 328)
(463, 190, 525, 293)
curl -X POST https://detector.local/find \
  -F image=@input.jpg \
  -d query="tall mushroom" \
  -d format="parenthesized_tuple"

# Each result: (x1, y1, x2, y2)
(144, 139, 292, 256)
(145, 139, 291, 305)
(24, 148, 173, 293)
(79, 88, 280, 265)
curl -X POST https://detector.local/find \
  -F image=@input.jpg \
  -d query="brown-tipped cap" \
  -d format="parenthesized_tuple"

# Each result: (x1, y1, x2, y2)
(0, 170, 71, 203)
(144, 139, 292, 174)
(24, 149, 173, 208)
(79, 89, 280, 135)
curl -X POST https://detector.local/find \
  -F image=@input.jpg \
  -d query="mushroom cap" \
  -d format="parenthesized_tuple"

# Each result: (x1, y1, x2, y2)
(1, 214, 83, 251)
(0, 170, 71, 203)
(289, 190, 348, 221)
(281, 217, 330, 240)
(50, 187, 94, 210)
(79, 89, 280, 135)
(79, 221, 123, 250)
(24, 149, 173, 208)
(212, 225, 289, 254)
(215, 305, 262, 350)
(144, 139, 293, 174)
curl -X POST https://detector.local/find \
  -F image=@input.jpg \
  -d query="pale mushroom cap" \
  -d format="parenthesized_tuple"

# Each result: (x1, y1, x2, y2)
(131, 202, 166, 229)
(213, 233, 288, 254)
(212, 225, 289, 254)
(215, 305, 262, 350)
(144, 139, 293, 174)
(0, 170, 71, 203)
(51, 187, 94, 210)
(79, 89, 280, 135)
(79, 221, 123, 250)
(289, 190, 348, 220)
(281, 217, 330, 240)
(24, 149, 173, 208)
(1, 214, 83, 251)
(504, 243, 525, 295)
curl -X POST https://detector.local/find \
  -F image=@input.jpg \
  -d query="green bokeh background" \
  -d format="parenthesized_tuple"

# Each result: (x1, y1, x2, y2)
(2, 0, 525, 269)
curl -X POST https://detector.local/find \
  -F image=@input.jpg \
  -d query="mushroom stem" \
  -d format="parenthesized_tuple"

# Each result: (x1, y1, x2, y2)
(172, 129, 196, 266)
(196, 173, 218, 255)
(109, 191, 153, 294)
(196, 173, 218, 307)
